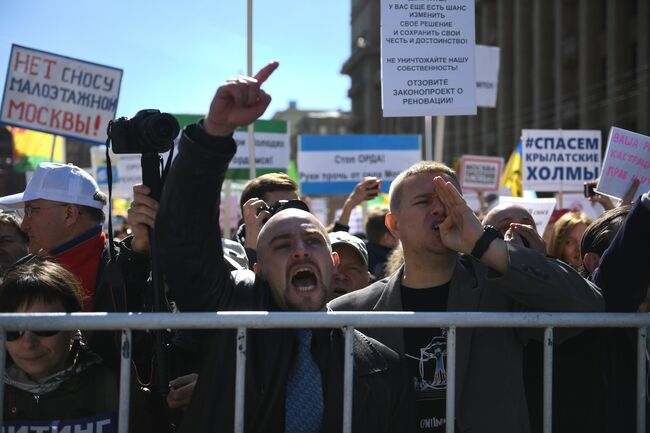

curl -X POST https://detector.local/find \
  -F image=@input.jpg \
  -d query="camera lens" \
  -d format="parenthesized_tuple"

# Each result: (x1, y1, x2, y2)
(141, 113, 180, 152)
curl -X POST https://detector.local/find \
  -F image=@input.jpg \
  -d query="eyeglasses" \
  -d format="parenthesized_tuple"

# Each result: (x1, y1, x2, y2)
(6, 330, 61, 341)
(23, 204, 67, 218)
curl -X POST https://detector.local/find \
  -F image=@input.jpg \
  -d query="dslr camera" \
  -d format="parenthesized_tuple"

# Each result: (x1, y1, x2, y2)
(109, 109, 180, 154)
(256, 199, 310, 216)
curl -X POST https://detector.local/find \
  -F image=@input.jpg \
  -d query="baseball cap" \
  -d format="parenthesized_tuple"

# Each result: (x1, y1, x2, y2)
(329, 231, 369, 267)
(0, 163, 104, 210)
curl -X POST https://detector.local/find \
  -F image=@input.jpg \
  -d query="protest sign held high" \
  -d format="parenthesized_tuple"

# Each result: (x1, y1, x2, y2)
(597, 127, 650, 201)
(230, 120, 290, 180)
(380, 0, 476, 116)
(475, 45, 500, 108)
(459, 155, 503, 191)
(1, 45, 123, 145)
(298, 134, 421, 194)
(521, 129, 601, 192)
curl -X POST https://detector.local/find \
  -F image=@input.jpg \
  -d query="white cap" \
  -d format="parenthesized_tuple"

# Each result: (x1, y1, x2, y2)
(0, 163, 104, 210)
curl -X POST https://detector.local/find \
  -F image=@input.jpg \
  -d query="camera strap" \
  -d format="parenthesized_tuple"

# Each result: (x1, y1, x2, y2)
(161, 141, 174, 185)
(104, 133, 117, 263)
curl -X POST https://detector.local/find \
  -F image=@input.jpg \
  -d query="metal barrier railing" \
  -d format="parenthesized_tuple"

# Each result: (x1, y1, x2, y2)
(0, 311, 648, 433)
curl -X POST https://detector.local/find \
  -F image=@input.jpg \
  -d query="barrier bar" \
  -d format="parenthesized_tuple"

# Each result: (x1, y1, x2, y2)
(2, 312, 650, 330)
(235, 328, 247, 433)
(638, 327, 647, 433)
(446, 327, 456, 433)
(543, 327, 554, 433)
(343, 326, 354, 433)
(118, 329, 132, 433)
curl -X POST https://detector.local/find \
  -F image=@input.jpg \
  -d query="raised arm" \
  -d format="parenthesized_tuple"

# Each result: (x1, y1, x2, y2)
(434, 176, 602, 312)
(156, 62, 278, 311)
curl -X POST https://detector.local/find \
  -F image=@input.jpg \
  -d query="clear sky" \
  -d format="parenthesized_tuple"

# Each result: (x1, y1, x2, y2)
(0, 0, 352, 121)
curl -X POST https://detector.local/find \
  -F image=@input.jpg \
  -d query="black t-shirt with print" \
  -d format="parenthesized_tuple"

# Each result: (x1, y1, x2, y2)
(401, 282, 450, 433)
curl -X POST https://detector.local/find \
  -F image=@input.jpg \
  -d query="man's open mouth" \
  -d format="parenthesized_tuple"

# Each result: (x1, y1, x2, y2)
(291, 267, 318, 292)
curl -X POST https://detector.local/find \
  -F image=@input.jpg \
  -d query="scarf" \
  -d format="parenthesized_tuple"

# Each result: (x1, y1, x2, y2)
(52, 227, 106, 312)
(4, 340, 101, 395)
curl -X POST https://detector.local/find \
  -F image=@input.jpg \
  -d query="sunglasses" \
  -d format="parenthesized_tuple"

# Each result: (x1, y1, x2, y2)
(6, 330, 61, 342)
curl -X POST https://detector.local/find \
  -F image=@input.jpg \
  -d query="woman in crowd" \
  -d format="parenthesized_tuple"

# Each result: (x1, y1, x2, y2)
(547, 211, 592, 269)
(1, 257, 152, 431)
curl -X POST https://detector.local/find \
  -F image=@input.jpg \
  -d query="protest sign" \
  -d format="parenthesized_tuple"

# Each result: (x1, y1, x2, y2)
(171, 115, 290, 181)
(2, 413, 117, 433)
(459, 155, 503, 191)
(497, 196, 557, 236)
(597, 127, 650, 201)
(475, 45, 500, 108)
(1, 44, 123, 144)
(90, 145, 142, 197)
(229, 120, 290, 180)
(521, 129, 601, 192)
(298, 135, 421, 195)
(380, 0, 476, 116)
(560, 193, 605, 221)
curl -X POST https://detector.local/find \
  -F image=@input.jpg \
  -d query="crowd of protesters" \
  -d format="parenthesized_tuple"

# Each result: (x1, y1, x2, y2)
(0, 62, 648, 433)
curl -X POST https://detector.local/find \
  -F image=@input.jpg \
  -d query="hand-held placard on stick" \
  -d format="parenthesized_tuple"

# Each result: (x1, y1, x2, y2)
(1, 44, 123, 144)
(596, 127, 650, 201)
(380, 0, 477, 116)
(298, 134, 420, 195)
(521, 129, 602, 193)
(459, 155, 504, 192)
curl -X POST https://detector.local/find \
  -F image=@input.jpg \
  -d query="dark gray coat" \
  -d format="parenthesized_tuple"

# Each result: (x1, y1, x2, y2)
(329, 247, 604, 433)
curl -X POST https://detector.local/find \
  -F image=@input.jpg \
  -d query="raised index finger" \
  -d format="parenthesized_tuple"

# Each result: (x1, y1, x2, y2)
(254, 61, 280, 85)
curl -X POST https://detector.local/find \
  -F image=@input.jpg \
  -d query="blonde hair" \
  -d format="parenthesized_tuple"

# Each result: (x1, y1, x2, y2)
(548, 212, 592, 260)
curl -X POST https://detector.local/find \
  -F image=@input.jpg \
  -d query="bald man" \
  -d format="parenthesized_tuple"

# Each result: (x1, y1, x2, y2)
(155, 64, 410, 433)
(483, 203, 546, 254)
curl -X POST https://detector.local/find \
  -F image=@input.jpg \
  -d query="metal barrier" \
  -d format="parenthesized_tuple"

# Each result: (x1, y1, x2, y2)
(0, 311, 648, 433)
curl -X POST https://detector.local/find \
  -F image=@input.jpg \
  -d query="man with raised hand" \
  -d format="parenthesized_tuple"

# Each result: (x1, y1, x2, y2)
(155, 62, 409, 433)
(329, 161, 603, 433)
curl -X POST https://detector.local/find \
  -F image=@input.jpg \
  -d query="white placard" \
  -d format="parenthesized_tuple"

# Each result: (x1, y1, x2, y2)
(560, 193, 605, 221)
(380, 0, 476, 117)
(90, 146, 142, 197)
(1, 44, 122, 145)
(459, 155, 504, 191)
(476, 45, 500, 108)
(597, 127, 650, 201)
(497, 196, 557, 236)
(521, 129, 601, 192)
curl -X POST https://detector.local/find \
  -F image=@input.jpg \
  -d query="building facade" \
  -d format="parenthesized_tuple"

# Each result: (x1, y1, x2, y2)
(342, 0, 650, 163)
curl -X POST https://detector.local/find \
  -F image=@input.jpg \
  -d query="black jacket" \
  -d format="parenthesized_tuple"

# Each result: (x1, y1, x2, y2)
(156, 123, 412, 433)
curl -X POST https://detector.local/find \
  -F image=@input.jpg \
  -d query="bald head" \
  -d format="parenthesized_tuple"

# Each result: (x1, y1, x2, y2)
(257, 209, 330, 252)
(483, 204, 536, 235)
(254, 208, 336, 312)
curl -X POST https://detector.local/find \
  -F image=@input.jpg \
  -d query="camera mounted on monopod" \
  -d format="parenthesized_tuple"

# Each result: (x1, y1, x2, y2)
(109, 109, 180, 155)
(104, 109, 180, 427)
(106, 108, 179, 205)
